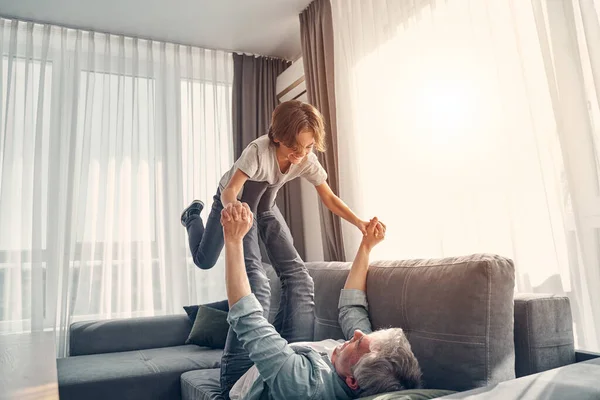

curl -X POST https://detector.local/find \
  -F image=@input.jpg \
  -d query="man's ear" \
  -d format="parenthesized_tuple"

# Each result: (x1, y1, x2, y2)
(345, 376, 359, 390)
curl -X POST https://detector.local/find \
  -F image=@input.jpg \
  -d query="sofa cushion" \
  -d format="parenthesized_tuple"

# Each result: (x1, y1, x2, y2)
(186, 305, 229, 349)
(307, 261, 352, 341)
(439, 357, 600, 399)
(57, 345, 222, 400)
(263, 262, 281, 325)
(181, 368, 223, 400)
(513, 293, 575, 377)
(69, 314, 192, 356)
(308, 254, 516, 392)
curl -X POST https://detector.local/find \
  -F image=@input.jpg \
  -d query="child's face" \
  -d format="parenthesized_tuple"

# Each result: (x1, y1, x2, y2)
(279, 130, 315, 165)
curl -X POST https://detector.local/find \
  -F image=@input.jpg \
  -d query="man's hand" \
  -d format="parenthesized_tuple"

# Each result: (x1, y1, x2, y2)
(221, 201, 253, 242)
(343, 217, 385, 292)
(222, 202, 253, 306)
(360, 217, 386, 251)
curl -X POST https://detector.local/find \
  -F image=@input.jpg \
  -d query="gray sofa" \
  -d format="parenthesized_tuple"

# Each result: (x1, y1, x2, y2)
(57, 254, 599, 400)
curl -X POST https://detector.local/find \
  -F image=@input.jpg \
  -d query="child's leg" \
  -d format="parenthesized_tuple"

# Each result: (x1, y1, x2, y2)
(219, 181, 271, 398)
(257, 189, 315, 343)
(185, 190, 225, 270)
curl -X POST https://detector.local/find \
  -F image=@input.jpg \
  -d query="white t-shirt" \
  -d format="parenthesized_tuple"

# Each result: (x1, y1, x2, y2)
(218, 135, 328, 198)
(229, 339, 342, 400)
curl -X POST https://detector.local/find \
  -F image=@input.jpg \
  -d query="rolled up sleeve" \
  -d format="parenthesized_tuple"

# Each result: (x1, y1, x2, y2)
(338, 289, 373, 339)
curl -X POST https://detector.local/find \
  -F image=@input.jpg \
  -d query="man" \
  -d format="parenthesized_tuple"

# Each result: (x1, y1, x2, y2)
(221, 201, 422, 399)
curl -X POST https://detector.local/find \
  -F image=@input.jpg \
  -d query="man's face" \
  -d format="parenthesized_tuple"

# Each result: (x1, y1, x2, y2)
(331, 330, 373, 385)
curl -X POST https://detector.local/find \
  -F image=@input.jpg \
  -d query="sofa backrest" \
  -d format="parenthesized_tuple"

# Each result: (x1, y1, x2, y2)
(306, 254, 516, 392)
(70, 314, 192, 356)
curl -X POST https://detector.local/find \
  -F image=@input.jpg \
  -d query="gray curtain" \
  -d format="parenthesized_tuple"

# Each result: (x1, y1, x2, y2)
(300, 0, 346, 262)
(232, 53, 307, 259)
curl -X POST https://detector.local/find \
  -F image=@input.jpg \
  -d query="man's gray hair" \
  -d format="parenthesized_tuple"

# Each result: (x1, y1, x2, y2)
(352, 328, 422, 396)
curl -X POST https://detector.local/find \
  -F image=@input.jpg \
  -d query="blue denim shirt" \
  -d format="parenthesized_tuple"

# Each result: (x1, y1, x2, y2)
(227, 289, 372, 400)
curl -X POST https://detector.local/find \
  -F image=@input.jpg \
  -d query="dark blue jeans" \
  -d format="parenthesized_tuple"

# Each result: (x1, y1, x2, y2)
(256, 186, 315, 344)
(186, 182, 267, 270)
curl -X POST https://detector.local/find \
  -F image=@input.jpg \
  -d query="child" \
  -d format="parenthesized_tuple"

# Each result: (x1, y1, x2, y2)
(180, 100, 370, 271)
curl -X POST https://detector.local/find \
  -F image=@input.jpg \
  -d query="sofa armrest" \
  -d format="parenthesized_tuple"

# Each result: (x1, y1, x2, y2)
(576, 350, 600, 363)
(69, 314, 192, 356)
(513, 293, 575, 377)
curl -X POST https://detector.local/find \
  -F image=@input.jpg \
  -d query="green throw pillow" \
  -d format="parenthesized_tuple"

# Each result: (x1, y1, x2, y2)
(358, 389, 456, 400)
(185, 304, 229, 349)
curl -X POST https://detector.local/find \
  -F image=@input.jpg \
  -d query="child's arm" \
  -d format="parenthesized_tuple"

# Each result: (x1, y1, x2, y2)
(221, 169, 249, 208)
(315, 181, 369, 235)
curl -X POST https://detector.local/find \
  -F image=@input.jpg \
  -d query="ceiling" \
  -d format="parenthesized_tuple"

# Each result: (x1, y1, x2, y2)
(0, 0, 313, 60)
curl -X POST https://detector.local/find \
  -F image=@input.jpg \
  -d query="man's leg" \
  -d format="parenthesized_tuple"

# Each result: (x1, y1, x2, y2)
(185, 190, 225, 270)
(220, 182, 271, 398)
(257, 189, 315, 343)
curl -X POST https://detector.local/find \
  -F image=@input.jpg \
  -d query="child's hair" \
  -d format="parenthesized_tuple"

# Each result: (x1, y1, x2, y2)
(268, 100, 326, 152)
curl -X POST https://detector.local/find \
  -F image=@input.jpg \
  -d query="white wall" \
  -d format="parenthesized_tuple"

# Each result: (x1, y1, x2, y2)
(300, 179, 324, 261)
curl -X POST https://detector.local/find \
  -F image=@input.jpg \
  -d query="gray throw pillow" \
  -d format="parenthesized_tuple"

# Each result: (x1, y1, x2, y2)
(185, 305, 229, 349)
(183, 300, 229, 324)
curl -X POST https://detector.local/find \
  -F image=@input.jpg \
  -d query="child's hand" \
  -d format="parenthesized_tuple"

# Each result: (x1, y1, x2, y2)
(361, 217, 386, 251)
(356, 220, 370, 236)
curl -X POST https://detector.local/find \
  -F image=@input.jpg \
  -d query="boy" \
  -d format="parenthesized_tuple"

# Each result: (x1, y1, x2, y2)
(181, 100, 369, 271)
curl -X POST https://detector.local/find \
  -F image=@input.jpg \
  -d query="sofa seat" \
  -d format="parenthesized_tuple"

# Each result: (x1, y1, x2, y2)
(179, 368, 457, 400)
(58, 345, 222, 400)
(181, 368, 223, 400)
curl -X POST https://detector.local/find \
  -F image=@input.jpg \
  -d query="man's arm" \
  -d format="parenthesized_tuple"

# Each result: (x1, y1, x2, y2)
(338, 218, 386, 338)
(227, 297, 318, 398)
(221, 203, 320, 397)
(221, 201, 252, 306)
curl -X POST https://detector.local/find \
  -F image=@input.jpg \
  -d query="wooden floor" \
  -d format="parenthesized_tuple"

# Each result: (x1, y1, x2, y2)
(0, 332, 59, 400)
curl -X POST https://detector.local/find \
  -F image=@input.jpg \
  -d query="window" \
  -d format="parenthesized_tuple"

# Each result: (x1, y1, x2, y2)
(0, 25, 234, 334)
(0, 56, 52, 328)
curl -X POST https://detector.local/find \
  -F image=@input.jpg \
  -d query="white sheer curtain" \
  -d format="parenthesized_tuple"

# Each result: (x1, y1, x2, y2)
(0, 18, 233, 356)
(332, 0, 600, 351)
